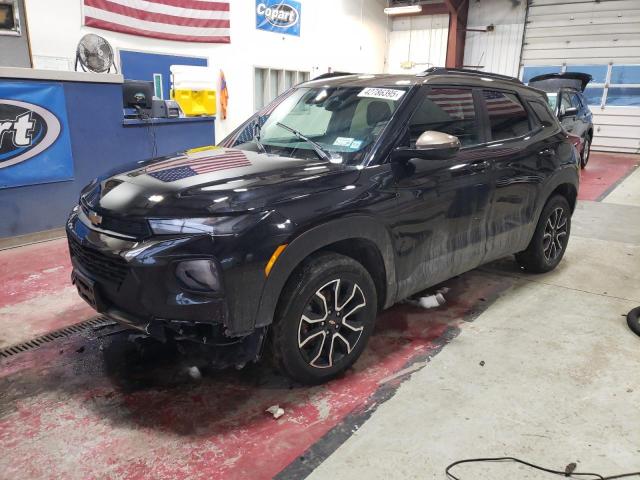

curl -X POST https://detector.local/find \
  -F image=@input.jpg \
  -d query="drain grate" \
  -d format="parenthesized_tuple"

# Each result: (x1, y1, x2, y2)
(0, 316, 111, 359)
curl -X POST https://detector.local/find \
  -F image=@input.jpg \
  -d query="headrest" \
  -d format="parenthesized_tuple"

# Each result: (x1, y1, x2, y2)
(367, 101, 391, 126)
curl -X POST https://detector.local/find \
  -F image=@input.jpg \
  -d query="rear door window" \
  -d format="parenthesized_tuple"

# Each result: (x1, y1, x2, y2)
(482, 90, 531, 141)
(407, 87, 480, 147)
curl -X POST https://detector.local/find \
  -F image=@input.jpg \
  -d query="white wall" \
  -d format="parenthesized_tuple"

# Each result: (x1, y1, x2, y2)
(462, 0, 526, 78)
(25, 0, 390, 140)
(386, 14, 449, 74)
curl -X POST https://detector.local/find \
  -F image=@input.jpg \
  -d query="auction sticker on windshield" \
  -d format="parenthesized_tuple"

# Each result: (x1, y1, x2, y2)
(358, 88, 405, 101)
(333, 137, 355, 147)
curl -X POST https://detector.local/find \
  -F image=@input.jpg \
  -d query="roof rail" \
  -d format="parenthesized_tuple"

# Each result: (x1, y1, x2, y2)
(311, 71, 355, 80)
(418, 67, 523, 84)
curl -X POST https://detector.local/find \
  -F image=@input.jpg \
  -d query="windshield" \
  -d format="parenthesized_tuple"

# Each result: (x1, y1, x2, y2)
(220, 86, 408, 165)
(546, 93, 558, 111)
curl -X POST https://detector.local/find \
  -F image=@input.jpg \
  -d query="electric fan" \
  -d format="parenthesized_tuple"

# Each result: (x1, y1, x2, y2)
(75, 33, 117, 73)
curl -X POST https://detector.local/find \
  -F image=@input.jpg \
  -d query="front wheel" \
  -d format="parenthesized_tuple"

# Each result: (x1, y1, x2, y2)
(270, 252, 377, 384)
(516, 195, 571, 273)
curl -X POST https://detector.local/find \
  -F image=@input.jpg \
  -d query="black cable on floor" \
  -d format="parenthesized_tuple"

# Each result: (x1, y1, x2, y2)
(445, 457, 640, 480)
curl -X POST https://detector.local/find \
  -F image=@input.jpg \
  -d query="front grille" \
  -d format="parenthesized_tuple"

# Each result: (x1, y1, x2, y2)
(100, 215, 151, 238)
(68, 236, 129, 286)
(80, 201, 151, 238)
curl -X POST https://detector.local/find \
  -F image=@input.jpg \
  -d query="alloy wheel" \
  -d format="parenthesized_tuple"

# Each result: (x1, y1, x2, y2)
(543, 207, 567, 262)
(298, 279, 367, 369)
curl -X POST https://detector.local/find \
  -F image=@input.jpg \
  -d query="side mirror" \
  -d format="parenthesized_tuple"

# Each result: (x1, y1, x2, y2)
(392, 130, 461, 161)
(560, 106, 578, 118)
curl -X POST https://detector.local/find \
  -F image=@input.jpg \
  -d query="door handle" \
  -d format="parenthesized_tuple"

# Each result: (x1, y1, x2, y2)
(469, 160, 490, 171)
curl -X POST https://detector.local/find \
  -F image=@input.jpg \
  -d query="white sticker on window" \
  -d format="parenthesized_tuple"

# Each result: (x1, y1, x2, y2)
(333, 137, 355, 147)
(357, 87, 405, 101)
(349, 140, 363, 149)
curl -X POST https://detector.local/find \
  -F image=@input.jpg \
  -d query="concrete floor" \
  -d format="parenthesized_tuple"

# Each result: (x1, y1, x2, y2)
(0, 152, 639, 479)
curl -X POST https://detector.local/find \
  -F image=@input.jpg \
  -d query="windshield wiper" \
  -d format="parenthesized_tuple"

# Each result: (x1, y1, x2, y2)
(252, 124, 267, 154)
(276, 121, 331, 161)
(253, 134, 267, 154)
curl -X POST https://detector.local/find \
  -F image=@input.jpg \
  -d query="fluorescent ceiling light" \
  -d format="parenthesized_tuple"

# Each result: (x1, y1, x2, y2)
(384, 5, 422, 15)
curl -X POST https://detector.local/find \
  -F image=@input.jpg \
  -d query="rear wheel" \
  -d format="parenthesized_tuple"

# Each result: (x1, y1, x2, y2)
(516, 195, 571, 273)
(580, 135, 591, 168)
(270, 252, 377, 384)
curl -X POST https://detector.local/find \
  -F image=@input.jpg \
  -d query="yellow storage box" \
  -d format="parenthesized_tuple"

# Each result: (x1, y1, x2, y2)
(171, 89, 217, 117)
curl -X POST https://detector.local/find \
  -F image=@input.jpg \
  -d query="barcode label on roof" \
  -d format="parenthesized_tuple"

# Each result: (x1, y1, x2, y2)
(358, 88, 405, 101)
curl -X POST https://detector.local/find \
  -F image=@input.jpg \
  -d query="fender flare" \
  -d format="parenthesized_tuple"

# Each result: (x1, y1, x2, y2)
(253, 216, 397, 328)
(535, 165, 580, 221)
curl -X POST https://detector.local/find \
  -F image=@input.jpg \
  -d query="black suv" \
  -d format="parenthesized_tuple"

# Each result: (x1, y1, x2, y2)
(67, 68, 579, 384)
(529, 72, 594, 168)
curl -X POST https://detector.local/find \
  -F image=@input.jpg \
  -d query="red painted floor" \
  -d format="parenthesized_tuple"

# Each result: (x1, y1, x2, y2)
(0, 270, 512, 479)
(578, 151, 639, 201)
(0, 239, 94, 347)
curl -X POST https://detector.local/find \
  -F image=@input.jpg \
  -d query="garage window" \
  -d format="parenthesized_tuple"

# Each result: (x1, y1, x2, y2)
(566, 65, 608, 106)
(607, 65, 640, 107)
(254, 67, 310, 111)
(483, 90, 531, 141)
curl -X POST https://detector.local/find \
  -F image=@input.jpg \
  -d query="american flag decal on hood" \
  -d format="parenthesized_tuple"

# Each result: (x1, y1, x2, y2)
(146, 149, 250, 182)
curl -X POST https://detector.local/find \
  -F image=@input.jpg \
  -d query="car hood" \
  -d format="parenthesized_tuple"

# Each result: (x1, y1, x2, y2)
(528, 72, 592, 92)
(82, 146, 360, 217)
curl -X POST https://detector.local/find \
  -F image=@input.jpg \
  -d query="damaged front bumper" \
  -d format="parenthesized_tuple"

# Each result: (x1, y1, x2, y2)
(66, 209, 267, 366)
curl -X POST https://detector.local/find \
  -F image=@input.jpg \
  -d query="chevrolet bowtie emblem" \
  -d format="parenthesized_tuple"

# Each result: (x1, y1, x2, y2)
(87, 210, 102, 226)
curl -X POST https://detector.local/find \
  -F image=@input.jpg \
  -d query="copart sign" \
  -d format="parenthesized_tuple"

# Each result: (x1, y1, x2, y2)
(256, 0, 301, 37)
(0, 83, 73, 189)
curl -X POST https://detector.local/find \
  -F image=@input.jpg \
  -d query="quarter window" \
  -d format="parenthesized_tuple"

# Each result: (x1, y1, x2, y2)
(529, 100, 557, 128)
(407, 88, 480, 147)
(483, 90, 530, 140)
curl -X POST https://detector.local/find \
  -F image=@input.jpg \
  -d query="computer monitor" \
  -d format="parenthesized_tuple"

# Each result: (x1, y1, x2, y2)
(122, 80, 154, 109)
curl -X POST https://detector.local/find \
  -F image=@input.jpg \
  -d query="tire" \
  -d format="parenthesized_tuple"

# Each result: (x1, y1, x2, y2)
(580, 135, 591, 169)
(270, 252, 378, 384)
(516, 195, 571, 273)
(627, 306, 640, 337)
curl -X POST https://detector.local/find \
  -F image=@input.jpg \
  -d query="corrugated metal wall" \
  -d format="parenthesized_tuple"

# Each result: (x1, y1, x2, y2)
(386, 14, 449, 74)
(463, 0, 527, 78)
(522, 0, 640, 153)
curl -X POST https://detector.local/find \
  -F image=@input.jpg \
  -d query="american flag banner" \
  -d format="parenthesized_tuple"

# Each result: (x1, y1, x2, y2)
(83, 0, 231, 43)
(146, 149, 250, 182)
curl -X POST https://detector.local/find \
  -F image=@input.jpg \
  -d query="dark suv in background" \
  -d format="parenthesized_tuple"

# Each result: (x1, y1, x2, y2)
(67, 68, 579, 384)
(529, 72, 594, 168)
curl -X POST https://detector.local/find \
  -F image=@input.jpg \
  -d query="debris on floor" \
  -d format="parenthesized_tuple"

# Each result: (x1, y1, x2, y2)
(266, 405, 285, 419)
(186, 366, 202, 381)
(405, 287, 450, 309)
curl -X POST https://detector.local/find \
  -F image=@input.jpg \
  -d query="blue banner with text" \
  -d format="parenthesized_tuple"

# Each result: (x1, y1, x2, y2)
(0, 82, 73, 189)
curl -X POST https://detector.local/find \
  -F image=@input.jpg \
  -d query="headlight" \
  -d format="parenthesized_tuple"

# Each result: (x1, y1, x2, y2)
(148, 214, 266, 235)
